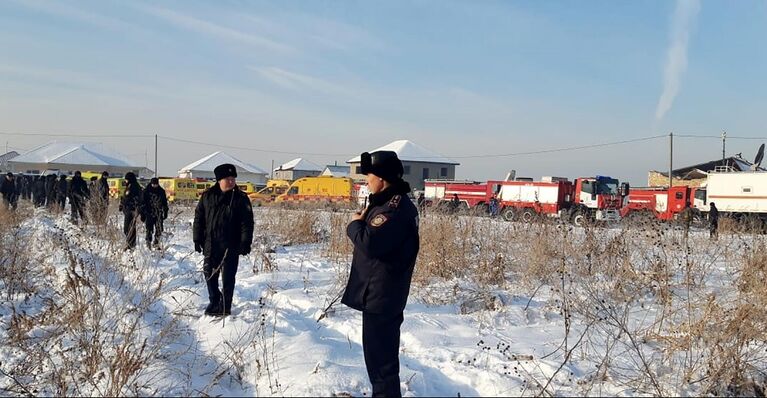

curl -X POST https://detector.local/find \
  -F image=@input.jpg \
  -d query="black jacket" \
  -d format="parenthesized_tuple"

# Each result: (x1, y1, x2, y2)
(342, 180, 420, 314)
(98, 177, 109, 201)
(56, 178, 68, 199)
(1, 178, 17, 200)
(120, 180, 143, 214)
(193, 184, 254, 255)
(142, 185, 168, 220)
(68, 176, 90, 202)
(709, 205, 719, 224)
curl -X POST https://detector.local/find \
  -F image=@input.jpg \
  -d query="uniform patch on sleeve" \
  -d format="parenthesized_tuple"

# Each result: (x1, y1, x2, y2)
(370, 214, 388, 227)
(388, 195, 401, 208)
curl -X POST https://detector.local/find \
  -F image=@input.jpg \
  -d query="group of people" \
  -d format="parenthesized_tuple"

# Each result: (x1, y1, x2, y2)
(0, 171, 109, 223)
(193, 156, 419, 397)
(118, 173, 169, 250)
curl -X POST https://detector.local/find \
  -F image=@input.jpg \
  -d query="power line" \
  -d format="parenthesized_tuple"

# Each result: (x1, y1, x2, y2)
(0, 132, 154, 138)
(446, 134, 667, 159)
(157, 135, 354, 157)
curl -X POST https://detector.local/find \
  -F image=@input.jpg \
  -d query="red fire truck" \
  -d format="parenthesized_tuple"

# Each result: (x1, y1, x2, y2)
(425, 176, 627, 225)
(620, 185, 699, 222)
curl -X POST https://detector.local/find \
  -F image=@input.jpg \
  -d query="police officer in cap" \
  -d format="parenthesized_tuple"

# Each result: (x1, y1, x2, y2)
(193, 163, 254, 316)
(343, 150, 420, 397)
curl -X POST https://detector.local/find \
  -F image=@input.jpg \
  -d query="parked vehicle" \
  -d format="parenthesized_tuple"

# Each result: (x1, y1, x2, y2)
(275, 176, 355, 204)
(158, 178, 198, 202)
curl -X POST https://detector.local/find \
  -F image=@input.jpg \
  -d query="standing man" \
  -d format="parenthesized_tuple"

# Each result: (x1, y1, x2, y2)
(68, 171, 90, 224)
(95, 171, 110, 224)
(193, 164, 254, 316)
(141, 177, 168, 249)
(56, 174, 68, 211)
(119, 172, 143, 250)
(33, 176, 46, 207)
(45, 174, 57, 209)
(1, 173, 18, 210)
(709, 202, 719, 240)
(342, 151, 420, 397)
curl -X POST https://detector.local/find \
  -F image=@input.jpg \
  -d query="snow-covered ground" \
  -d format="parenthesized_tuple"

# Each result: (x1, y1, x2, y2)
(1, 204, 764, 396)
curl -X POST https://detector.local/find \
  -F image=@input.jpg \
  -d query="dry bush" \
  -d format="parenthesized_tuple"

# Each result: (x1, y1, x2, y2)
(257, 208, 323, 246)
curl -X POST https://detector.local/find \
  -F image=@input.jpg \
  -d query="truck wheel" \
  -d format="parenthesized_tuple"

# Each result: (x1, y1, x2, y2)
(521, 208, 536, 223)
(501, 207, 516, 222)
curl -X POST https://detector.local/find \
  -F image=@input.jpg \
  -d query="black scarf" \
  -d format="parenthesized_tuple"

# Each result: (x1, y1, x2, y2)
(368, 179, 411, 208)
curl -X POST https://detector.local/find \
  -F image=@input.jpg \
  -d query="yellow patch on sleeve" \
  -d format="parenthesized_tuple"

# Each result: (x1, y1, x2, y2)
(370, 214, 388, 227)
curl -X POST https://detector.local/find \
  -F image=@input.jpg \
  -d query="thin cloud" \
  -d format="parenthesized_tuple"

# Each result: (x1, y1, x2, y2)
(7, 0, 152, 37)
(138, 5, 294, 54)
(655, 0, 701, 121)
(251, 66, 356, 97)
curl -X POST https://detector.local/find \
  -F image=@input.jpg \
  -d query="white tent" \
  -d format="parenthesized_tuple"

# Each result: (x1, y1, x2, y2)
(8, 142, 151, 176)
(178, 151, 268, 185)
(346, 139, 459, 164)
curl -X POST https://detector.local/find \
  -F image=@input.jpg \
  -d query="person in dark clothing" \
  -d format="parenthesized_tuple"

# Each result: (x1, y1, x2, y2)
(193, 164, 254, 317)
(342, 150, 420, 398)
(68, 171, 90, 224)
(1, 173, 19, 210)
(416, 192, 425, 213)
(93, 171, 110, 224)
(119, 172, 143, 250)
(141, 178, 168, 249)
(450, 193, 460, 213)
(56, 175, 68, 211)
(709, 202, 719, 240)
(45, 174, 57, 208)
(33, 176, 47, 207)
(19, 175, 30, 201)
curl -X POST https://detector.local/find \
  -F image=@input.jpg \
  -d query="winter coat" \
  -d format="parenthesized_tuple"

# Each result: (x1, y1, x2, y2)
(56, 178, 68, 199)
(142, 185, 168, 220)
(342, 180, 420, 314)
(119, 180, 143, 214)
(68, 176, 90, 203)
(1, 178, 17, 201)
(45, 176, 57, 200)
(98, 177, 109, 202)
(709, 205, 719, 225)
(193, 184, 254, 256)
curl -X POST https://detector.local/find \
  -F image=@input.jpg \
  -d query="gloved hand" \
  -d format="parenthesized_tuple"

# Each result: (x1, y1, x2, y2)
(118, 204, 123, 212)
(194, 242, 203, 253)
(162, 210, 168, 220)
(140, 214, 146, 222)
(240, 246, 251, 256)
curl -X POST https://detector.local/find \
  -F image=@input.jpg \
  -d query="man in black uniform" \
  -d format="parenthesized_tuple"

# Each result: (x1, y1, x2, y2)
(141, 177, 168, 249)
(342, 151, 420, 397)
(45, 174, 57, 209)
(193, 164, 254, 316)
(33, 176, 46, 207)
(94, 171, 110, 224)
(56, 174, 68, 211)
(119, 172, 142, 250)
(709, 202, 719, 240)
(68, 171, 90, 224)
(1, 173, 18, 210)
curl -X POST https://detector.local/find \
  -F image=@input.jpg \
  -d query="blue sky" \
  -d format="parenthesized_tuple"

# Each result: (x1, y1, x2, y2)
(1, 0, 765, 184)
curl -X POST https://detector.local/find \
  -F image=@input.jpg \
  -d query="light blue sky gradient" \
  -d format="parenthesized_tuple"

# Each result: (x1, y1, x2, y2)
(1, 0, 765, 184)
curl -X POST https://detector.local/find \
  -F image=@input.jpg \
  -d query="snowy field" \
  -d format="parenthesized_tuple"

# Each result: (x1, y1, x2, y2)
(0, 204, 765, 397)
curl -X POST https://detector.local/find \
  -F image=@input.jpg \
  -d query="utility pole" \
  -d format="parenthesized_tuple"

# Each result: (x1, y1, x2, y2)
(270, 160, 274, 180)
(669, 132, 674, 188)
(155, 134, 158, 177)
(721, 131, 726, 162)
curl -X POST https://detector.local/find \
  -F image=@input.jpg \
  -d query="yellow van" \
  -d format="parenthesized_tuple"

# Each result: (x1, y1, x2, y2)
(248, 179, 290, 206)
(195, 181, 215, 198)
(275, 176, 354, 204)
(108, 178, 127, 199)
(159, 178, 198, 202)
(236, 182, 256, 195)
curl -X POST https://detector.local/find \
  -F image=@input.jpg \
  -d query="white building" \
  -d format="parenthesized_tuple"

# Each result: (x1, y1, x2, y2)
(179, 151, 268, 186)
(8, 142, 150, 176)
(273, 158, 323, 181)
(347, 140, 459, 191)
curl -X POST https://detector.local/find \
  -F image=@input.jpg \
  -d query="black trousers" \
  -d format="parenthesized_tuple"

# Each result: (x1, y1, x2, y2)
(363, 311, 404, 397)
(123, 211, 138, 248)
(203, 249, 239, 312)
(145, 217, 163, 245)
(71, 199, 86, 223)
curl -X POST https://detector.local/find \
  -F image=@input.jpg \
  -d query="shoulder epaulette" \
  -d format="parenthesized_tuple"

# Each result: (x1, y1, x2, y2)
(389, 194, 401, 208)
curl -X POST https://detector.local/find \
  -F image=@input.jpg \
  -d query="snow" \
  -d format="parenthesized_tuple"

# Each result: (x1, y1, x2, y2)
(275, 158, 323, 172)
(347, 140, 459, 165)
(0, 206, 763, 396)
(178, 151, 269, 175)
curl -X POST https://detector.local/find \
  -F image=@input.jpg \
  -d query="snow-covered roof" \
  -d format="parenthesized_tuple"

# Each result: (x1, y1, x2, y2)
(322, 165, 350, 177)
(9, 142, 145, 172)
(347, 140, 459, 165)
(275, 158, 323, 172)
(179, 151, 268, 175)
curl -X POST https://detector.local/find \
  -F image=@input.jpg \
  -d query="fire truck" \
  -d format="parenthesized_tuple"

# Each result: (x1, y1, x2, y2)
(620, 185, 699, 222)
(424, 175, 627, 225)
